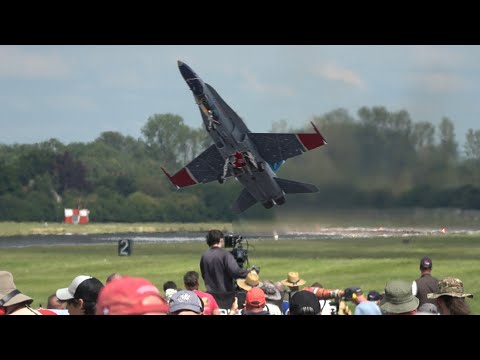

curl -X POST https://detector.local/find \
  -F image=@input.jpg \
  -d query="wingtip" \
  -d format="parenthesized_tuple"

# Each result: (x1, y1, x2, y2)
(161, 166, 171, 178)
(161, 167, 179, 189)
(311, 121, 327, 145)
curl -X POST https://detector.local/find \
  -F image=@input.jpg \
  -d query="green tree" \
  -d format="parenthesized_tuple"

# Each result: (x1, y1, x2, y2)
(52, 151, 90, 195)
(141, 113, 193, 166)
(438, 117, 458, 161)
(465, 129, 480, 161)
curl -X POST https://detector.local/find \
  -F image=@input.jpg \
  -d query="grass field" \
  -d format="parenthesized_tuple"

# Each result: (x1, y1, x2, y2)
(1, 233, 479, 314)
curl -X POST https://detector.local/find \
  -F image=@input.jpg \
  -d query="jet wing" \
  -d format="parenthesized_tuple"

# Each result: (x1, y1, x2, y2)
(248, 122, 327, 164)
(162, 144, 231, 188)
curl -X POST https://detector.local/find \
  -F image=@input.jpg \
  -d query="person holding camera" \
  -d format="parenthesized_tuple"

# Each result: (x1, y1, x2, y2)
(200, 229, 250, 310)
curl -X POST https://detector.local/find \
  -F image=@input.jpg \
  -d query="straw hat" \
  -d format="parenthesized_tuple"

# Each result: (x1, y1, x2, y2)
(281, 272, 306, 287)
(236, 271, 262, 291)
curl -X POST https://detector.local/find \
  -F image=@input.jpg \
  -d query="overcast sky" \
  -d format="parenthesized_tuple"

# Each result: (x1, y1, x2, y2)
(1, 45, 479, 149)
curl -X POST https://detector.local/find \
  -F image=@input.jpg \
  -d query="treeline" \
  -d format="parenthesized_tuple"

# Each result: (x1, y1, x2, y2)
(1, 107, 480, 222)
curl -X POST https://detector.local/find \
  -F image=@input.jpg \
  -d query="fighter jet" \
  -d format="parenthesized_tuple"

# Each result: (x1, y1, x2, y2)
(161, 61, 327, 213)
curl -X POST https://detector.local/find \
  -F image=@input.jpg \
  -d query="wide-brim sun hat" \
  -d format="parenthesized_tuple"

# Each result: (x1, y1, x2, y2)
(380, 279, 419, 314)
(427, 277, 473, 299)
(236, 271, 262, 291)
(0, 271, 33, 307)
(281, 272, 306, 287)
(260, 281, 282, 301)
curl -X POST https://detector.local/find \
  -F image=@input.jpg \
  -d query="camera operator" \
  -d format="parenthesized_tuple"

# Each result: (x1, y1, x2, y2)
(200, 229, 250, 310)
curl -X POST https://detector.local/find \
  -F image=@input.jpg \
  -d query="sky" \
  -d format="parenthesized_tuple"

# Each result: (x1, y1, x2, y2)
(1, 45, 479, 150)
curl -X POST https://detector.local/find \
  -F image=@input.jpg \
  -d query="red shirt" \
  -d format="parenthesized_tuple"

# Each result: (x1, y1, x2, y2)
(194, 290, 220, 315)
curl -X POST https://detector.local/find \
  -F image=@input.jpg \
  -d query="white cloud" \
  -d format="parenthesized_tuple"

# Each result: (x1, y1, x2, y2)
(311, 62, 365, 89)
(241, 69, 295, 96)
(0, 46, 70, 79)
(415, 72, 466, 93)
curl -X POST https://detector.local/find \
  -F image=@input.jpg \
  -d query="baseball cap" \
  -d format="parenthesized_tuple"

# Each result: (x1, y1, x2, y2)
(420, 256, 432, 269)
(169, 290, 204, 314)
(246, 287, 266, 308)
(96, 276, 169, 315)
(56, 275, 93, 300)
(367, 290, 383, 301)
(289, 290, 320, 315)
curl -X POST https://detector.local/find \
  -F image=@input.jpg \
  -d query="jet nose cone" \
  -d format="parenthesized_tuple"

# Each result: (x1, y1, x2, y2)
(177, 60, 184, 67)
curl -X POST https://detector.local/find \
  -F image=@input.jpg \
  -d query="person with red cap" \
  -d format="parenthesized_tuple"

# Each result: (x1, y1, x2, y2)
(96, 276, 169, 315)
(241, 287, 270, 315)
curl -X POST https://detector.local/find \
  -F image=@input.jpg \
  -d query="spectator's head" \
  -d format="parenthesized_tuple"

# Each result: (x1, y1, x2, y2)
(106, 272, 122, 283)
(47, 293, 65, 309)
(96, 276, 169, 315)
(419, 256, 432, 270)
(367, 290, 383, 302)
(427, 277, 473, 300)
(245, 287, 266, 309)
(417, 302, 438, 315)
(380, 280, 419, 315)
(289, 290, 320, 315)
(206, 229, 224, 247)
(427, 277, 473, 315)
(163, 280, 178, 300)
(344, 286, 363, 301)
(260, 280, 282, 302)
(0, 271, 33, 312)
(163, 281, 177, 292)
(183, 271, 200, 291)
(56, 275, 104, 315)
(169, 290, 204, 315)
(237, 271, 261, 291)
(281, 272, 306, 289)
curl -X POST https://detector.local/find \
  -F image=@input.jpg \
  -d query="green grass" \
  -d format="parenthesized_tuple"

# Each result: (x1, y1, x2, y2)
(1, 234, 479, 314)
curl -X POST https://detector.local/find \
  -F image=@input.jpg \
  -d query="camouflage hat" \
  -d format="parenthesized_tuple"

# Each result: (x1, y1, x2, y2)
(427, 277, 473, 299)
(380, 280, 419, 314)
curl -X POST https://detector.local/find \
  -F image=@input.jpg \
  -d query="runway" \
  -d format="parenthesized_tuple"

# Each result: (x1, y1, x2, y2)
(1, 227, 479, 248)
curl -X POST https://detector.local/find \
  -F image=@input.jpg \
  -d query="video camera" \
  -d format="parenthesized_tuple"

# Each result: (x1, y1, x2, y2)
(224, 234, 243, 248)
(224, 234, 249, 268)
